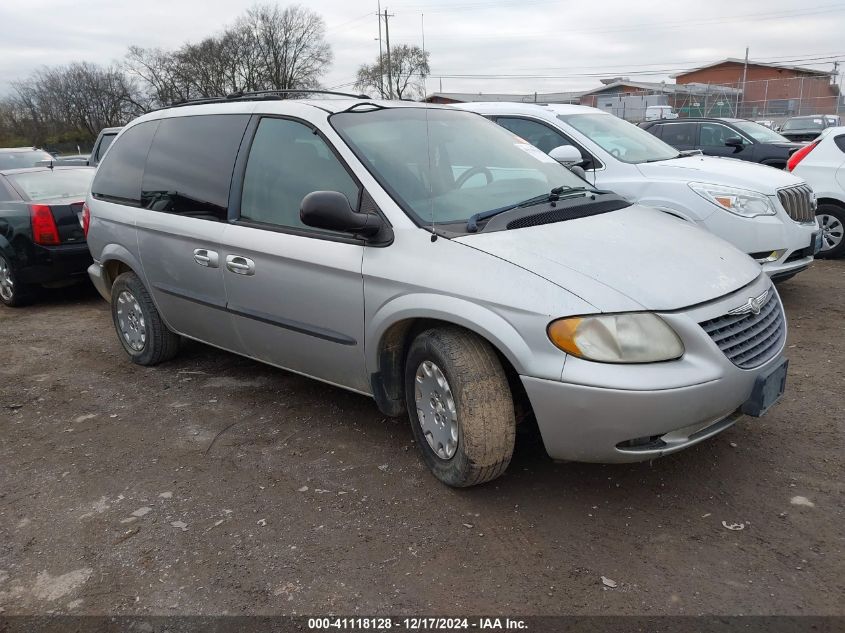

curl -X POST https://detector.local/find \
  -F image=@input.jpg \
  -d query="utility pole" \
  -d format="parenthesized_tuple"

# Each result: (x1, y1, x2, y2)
(741, 46, 749, 118)
(834, 60, 841, 115)
(384, 8, 394, 99)
(377, 0, 384, 98)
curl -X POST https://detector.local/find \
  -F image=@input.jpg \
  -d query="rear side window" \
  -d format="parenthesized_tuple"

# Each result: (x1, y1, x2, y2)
(835, 135, 845, 153)
(660, 123, 697, 147)
(96, 133, 116, 160)
(92, 121, 158, 205)
(239, 117, 360, 231)
(141, 115, 249, 221)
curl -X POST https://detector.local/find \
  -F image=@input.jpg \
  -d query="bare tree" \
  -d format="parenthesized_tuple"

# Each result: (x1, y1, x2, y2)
(243, 3, 333, 91)
(355, 45, 430, 100)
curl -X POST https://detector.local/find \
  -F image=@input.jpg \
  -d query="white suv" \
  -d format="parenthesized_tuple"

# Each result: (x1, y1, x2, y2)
(454, 102, 821, 282)
(787, 126, 845, 258)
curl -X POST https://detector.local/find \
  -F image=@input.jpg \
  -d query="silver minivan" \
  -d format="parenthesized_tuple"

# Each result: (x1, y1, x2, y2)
(85, 94, 789, 487)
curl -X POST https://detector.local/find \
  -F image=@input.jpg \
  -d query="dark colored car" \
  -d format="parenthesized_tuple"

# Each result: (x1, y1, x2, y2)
(641, 118, 805, 169)
(0, 147, 55, 170)
(0, 166, 95, 306)
(778, 115, 834, 143)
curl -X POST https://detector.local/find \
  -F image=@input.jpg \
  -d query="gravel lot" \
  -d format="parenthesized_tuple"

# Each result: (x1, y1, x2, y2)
(0, 261, 842, 616)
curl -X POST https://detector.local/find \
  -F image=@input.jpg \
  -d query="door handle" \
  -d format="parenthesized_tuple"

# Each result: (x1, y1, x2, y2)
(226, 255, 256, 276)
(193, 249, 219, 268)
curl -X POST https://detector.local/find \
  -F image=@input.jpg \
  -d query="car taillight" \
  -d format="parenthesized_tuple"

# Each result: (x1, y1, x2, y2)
(787, 140, 819, 172)
(81, 202, 91, 237)
(30, 204, 60, 245)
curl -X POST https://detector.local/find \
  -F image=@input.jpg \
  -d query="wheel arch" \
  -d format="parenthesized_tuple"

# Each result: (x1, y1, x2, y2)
(367, 296, 535, 417)
(97, 244, 145, 295)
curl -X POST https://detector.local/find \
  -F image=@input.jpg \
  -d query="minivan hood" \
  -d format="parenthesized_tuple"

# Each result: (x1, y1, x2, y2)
(454, 204, 761, 312)
(636, 154, 805, 193)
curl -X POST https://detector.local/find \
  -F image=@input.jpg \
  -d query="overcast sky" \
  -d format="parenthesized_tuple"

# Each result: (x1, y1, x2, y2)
(1, 0, 843, 96)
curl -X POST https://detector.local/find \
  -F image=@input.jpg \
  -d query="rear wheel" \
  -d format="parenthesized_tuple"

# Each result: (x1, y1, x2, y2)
(111, 272, 180, 365)
(816, 204, 845, 258)
(404, 327, 515, 487)
(0, 255, 35, 307)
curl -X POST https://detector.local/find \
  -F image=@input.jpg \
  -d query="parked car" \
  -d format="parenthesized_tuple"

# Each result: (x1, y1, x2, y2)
(0, 147, 55, 170)
(778, 115, 833, 142)
(89, 127, 121, 167)
(645, 105, 678, 121)
(86, 94, 790, 487)
(0, 166, 95, 306)
(755, 120, 775, 129)
(641, 117, 804, 169)
(455, 102, 820, 282)
(786, 126, 845, 258)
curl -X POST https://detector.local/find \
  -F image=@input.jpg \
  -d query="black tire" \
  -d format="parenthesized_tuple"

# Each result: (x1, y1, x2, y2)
(404, 327, 515, 487)
(0, 254, 35, 308)
(816, 204, 845, 259)
(111, 271, 180, 365)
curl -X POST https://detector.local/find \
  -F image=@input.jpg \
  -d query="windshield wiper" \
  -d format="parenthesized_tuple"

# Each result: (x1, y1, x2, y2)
(466, 185, 594, 232)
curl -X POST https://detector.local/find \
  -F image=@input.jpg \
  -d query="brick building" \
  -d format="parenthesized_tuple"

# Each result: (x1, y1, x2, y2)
(673, 59, 840, 117)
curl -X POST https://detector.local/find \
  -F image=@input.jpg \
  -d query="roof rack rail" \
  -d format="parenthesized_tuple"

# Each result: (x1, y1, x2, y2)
(166, 89, 371, 109)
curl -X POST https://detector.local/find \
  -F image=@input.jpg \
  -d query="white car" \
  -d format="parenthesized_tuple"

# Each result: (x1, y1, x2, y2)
(454, 102, 821, 282)
(787, 126, 845, 258)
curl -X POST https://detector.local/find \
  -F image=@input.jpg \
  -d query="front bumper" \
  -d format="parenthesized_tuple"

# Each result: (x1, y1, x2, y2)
(522, 275, 787, 463)
(17, 243, 92, 285)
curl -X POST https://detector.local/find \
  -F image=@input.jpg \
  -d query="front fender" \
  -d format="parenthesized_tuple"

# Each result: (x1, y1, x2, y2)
(366, 292, 565, 382)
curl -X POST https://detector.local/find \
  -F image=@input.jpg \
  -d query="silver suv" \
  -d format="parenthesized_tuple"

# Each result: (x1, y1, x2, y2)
(85, 93, 789, 487)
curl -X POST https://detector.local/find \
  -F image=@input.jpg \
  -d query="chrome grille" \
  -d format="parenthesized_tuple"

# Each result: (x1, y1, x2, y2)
(699, 290, 785, 369)
(777, 184, 816, 223)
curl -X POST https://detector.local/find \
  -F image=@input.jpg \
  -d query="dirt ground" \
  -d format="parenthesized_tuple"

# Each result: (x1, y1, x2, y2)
(0, 261, 842, 617)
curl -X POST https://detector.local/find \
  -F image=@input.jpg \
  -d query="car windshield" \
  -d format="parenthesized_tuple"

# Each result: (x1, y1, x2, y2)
(331, 107, 588, 225)
(0, 150, 53, 170)
(557, 113, 680, 164)
(7, 169, 94, 201)
(782, 118, 826, 131)
(733, 120, 790, 143)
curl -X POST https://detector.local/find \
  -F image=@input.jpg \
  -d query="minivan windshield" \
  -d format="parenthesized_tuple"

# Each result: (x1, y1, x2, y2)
(732, 120, 790, 143)
(557, 113, 680, 164)
(331, 107, 589, 225)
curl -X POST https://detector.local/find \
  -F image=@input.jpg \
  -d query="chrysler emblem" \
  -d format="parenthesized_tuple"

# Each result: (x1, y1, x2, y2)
(728, 289, 770, 316)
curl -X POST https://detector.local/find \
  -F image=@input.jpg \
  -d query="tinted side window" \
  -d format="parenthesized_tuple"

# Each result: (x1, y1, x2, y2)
(96, 133, 116, 160)
(645, 124, 664, 139)
(239, 118, 360, 231)
(92, 121, 158, 205)
(659, 123, 697, 147)
(834, 134, 845, 153)
(141, 115, 249, 221)
(700, 123, 745, 146)
(496, 117, 601, 170)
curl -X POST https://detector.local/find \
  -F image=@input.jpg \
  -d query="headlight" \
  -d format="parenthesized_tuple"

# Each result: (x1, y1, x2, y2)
(689, 183, 776, 218)
(547, 313, 684, 363)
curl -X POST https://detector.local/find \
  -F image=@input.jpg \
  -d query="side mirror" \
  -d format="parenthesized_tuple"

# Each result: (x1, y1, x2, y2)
(300, 191, 382, 237)
(548, 144, 584, 166)
(724, 137, 744, 148)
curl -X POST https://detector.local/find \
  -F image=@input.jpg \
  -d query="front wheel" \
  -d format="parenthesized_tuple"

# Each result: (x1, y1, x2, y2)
(816, 204, 845, 258)
(404, 327, 515, 487)
(111, 271, 181, 365)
